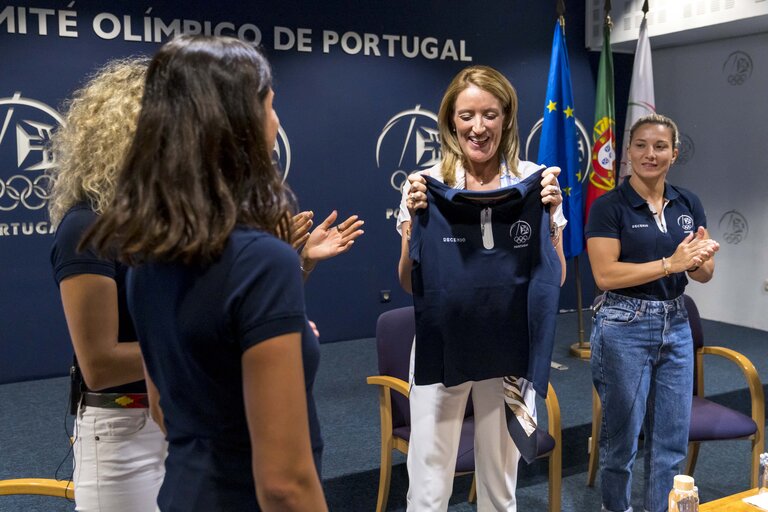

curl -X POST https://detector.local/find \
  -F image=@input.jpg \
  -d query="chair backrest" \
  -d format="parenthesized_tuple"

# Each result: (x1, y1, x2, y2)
(683, 294, 704, 351)
(683, 294, 705, 395)
(375, 306, 473, 431)
(375, 306, 416, 429)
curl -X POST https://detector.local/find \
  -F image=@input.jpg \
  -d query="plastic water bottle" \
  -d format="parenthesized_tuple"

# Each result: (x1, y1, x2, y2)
(759, 452, 768, 494)
(669, 475, 698, 512)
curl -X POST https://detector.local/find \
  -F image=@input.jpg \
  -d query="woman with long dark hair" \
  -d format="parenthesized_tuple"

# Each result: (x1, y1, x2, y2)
(86, 35, 327, 512)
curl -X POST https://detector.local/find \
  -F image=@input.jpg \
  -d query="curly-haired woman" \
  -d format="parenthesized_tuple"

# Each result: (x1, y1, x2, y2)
(48, 58, 166, 512)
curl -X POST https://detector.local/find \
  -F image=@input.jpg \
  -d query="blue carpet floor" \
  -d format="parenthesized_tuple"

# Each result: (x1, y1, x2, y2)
(1, 310, 766, 511)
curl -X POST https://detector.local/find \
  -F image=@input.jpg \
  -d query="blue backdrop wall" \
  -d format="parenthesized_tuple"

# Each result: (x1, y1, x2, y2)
(0, 1, 632, 383)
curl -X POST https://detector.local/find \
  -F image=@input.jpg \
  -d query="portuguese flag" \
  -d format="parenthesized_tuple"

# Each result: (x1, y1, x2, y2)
(585, 15, 615, 223)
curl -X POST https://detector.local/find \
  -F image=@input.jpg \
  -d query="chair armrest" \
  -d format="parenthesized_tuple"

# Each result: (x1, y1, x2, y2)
(700, 346, 764, 402)
(0, 478, 74, 498)
(700, 346, 765, 442)
(366, 375, 410, 398)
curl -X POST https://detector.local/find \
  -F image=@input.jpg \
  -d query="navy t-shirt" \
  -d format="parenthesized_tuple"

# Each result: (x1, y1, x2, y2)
(410, 172, 561, 397)
(50, 202, 145, 394)
(128, 226, 321, 512)
(585, 177, 707, 300)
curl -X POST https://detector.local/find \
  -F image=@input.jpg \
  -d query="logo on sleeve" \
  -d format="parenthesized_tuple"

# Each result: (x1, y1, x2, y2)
(677, 215, 694, 232)
(510, 220, 532, 248)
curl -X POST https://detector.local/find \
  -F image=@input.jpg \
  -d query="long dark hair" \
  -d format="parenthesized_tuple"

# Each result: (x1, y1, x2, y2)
(85, 35, 294, 264)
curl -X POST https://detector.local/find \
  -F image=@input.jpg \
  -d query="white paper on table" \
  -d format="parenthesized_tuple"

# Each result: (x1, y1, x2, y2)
(743, 492, 768, 510)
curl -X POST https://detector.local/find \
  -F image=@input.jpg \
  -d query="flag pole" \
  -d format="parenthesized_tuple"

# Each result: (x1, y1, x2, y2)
(569, 256, 590, 358)
(570, 0, 613, 359)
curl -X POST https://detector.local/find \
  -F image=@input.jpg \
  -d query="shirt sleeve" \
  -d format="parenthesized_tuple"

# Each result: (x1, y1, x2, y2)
(395, 178, 412, 236)
(226, 236, 307, 353)
(551, 201, 567, 229)
(585, 196, 621, 239)
(50, 207, 116, 285)
(689, 191, 707, 230)
(522, 164, 567, 229)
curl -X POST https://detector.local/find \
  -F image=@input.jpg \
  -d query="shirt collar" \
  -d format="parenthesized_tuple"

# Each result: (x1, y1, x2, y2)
(619, 177, 680, 208)
(455, 158, 511, 189)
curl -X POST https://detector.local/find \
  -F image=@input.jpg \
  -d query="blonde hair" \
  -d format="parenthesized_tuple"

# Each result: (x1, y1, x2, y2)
(437, 65, 520, 187)
(629, 113, 680, 148)
(48, 58, 148, 227)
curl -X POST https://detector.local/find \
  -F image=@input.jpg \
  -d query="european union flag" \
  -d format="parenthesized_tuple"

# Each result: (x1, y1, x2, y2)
(537, 20, 584, 259)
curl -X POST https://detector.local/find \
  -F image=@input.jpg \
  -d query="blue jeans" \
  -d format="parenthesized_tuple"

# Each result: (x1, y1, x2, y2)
(591, 292, 693, 512)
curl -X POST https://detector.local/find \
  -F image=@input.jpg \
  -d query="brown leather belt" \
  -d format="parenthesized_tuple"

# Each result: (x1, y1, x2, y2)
(83, 392, 149, 409)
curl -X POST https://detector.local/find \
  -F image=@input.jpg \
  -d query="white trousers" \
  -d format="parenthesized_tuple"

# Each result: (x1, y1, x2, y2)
(73, 406, 167, 512)
(406, 377, 521, 511)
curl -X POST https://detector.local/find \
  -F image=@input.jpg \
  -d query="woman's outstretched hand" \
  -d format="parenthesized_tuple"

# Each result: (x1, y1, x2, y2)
(301, 210, 365, 269)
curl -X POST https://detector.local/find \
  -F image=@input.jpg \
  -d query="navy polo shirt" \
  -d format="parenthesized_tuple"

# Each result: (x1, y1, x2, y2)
(50, 202, 145, 394)
(585, 177, 707, 300)
(410, 172, 561, 397)
(128, 227, 321, 511)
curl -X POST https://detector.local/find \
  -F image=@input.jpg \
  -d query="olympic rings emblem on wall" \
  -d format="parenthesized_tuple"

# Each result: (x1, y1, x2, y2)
(0, 92, 64, 212)
(0, 173, 52, 211)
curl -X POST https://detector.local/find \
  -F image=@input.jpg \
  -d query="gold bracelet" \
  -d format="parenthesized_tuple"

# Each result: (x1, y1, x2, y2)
(662, 257, 671, 277)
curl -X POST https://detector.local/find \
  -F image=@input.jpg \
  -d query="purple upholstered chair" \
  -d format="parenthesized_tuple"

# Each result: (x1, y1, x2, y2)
(587, 294, 765, 488)
(684, 294, 765, 487)
(367, 306, 562, 512)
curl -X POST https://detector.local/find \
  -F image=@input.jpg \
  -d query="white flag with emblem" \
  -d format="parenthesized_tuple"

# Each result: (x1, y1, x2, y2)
(619, 16, 655, 178)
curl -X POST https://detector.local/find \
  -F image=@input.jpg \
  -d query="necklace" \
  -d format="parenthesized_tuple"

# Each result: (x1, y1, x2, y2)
(477, 173, 497, 186)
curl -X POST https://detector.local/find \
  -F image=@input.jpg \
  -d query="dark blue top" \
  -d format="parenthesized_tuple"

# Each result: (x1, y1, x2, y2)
(410, 172, 561, 397)
(585, 177, 707, 300)
(50, 202, 145, 394)
(127, 227, 322, 512)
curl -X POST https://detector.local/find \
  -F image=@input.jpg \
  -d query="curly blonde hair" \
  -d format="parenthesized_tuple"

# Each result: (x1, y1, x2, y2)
(47, 58, 148, 227)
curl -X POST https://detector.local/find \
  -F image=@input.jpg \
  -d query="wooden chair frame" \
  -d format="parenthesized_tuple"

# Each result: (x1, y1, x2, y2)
(0, 478, 74, 499)
(367, 374, 562, 512)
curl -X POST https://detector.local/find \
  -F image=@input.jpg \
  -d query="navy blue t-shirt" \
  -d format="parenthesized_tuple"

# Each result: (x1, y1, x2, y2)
(50, 202, 145, 394)
(128, 227, 322, 512)
(410, 172, 561, 397)
(585, 177, 707, 300)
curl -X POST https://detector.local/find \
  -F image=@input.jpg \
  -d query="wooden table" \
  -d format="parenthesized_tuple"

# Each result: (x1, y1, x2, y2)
(700, 489, 763, 511)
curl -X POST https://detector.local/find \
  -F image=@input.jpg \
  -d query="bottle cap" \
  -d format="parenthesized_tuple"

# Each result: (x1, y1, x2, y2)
(673, 474, 694, 491)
